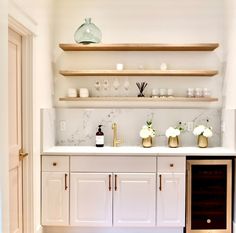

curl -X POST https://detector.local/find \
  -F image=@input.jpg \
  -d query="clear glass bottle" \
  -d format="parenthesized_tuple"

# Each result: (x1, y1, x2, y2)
(74, 17, 102, 44)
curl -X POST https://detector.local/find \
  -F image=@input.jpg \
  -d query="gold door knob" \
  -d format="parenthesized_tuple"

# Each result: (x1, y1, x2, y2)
(19, 149, 28, 161)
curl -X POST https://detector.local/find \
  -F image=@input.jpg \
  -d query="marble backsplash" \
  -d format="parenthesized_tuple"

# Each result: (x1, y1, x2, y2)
(46, 108, 222, 147)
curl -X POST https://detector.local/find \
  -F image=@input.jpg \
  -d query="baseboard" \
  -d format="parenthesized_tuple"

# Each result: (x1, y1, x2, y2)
(42, 226, 183, 233)
(36, 225, 43, 233)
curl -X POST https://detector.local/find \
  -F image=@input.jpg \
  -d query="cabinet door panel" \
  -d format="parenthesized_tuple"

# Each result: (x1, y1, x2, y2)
(157, 173, 185, 227)
(42, 172, 69, 226)
(114, 173, 156, 227)
(70, 173, 112, 226)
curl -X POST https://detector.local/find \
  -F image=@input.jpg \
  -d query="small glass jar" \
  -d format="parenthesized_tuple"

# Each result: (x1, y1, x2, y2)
(187, 88, 194, 97)
(152, 89, 159, 98)
(195, 88, 203, 97)
(203, 88, 211, 97)
(167, 88, 174, 97)
(159, 88, 167, 97)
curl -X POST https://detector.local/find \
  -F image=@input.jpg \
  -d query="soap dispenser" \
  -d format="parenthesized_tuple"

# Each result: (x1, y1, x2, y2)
(96, 125, 104, 147)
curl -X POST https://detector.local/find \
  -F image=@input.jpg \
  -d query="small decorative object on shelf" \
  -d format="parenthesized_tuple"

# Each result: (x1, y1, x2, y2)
(79, 88, 89, 98)
(67, 88, 77, 97)
(159, 88, 167, 97)
(167, 88, 174, 97)
(165, 122, 184, 148)
(136, 82, 148, 97)
(116, 63, 124, 71)
(139, 120, 156, 148)
(74, 17, 102, 44)
(160, 62, 168, 70)
(151, 89, 159, 98)
(193, 120, 213, 148)
(123, 79, 130, 96)
(187, 88, 194, 97)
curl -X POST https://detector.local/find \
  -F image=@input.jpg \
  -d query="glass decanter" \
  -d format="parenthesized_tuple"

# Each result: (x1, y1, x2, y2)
(74, 17, 102, 44)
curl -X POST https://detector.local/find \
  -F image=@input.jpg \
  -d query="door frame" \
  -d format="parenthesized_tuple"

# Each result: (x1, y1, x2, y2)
(8, 14, 36, 233)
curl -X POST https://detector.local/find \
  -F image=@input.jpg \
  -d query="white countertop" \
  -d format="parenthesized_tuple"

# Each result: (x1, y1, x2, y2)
(42, 146, 236, 156)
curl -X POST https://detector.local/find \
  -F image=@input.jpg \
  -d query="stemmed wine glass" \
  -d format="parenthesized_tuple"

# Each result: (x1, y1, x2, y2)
(112, 78, 120, 96)
(94, 80, 101, 97)
(123, 79, 130, 96)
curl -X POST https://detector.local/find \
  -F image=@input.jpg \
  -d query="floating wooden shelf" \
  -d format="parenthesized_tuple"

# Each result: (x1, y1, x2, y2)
(59, 70, 218, 77)
(59, 43, 219, 51)
(59, 97, 218, 102)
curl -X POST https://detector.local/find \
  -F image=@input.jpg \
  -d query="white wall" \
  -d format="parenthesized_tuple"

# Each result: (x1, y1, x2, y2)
(0, 0, 9, 232)
(53, 0, 224, 108)
(224, 0, 236, 109)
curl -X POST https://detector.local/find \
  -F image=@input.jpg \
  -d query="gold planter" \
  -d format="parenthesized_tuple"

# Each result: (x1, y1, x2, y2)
(197, 135, 208, 148)
(142, 136, 152, 148)
(168, 136, 179, 148)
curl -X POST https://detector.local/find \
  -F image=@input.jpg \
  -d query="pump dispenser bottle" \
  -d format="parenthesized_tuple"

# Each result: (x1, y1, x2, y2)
(96, 125, 104, 147)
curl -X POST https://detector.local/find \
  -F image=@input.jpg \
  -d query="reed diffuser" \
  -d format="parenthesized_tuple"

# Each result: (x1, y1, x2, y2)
(136, 82, 148, 97)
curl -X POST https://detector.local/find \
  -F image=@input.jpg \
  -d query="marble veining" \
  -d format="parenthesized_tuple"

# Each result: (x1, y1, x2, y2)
(48, 108, 221, 147)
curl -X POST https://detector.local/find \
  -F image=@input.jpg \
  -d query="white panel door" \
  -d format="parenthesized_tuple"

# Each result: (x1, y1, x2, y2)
(113, 173, 156, 227)
(70, 173, 112, 226)
(42, 172, 69, 226)
(8, 28, 23, 233)
(157, 173, 185, 227)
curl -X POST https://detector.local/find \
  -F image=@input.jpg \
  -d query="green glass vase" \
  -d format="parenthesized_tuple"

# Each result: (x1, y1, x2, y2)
(74, 17, 102, 44)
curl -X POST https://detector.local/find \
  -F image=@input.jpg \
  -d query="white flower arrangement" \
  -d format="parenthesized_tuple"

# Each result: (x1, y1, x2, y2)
(193, 125, 213, 138)
(139, 121, 156, 139)
(165, 127, 181, 138)
(165, 122, 185, 138)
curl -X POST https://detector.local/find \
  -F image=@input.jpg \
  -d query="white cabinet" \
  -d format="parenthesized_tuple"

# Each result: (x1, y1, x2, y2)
(42, 156, 69, 226)
(69, 156, 156, 227)
(70, 172, 156, 227)
(157, 157, 186, 227)
(114, 173, 156, 227)
(42, 172, 69, 225)
(41, 155, 186, 229)
(70, 173, 112, 226)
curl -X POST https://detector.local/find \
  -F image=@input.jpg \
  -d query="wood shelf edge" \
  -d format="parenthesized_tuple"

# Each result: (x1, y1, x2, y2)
(59, 70, 218, 77)
(59, 97, 218, 102)
(59, 43, 219, 51)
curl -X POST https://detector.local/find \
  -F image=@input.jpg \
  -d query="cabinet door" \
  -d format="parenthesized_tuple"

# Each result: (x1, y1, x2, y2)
(113, 173, 156, 227)
(42, 172, 69, 226)
(70, 173, 112, 226)
(157, 173, 185, 227)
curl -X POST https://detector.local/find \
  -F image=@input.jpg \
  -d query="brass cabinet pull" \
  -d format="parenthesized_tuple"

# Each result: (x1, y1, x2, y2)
(115, 174, 118, 191)
(159, 174, 162, 191)
(65, 173, 68, 190)
(108, 175, 112, 191)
